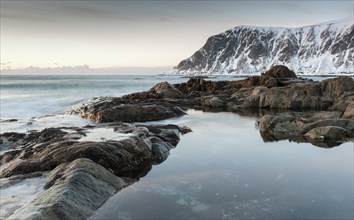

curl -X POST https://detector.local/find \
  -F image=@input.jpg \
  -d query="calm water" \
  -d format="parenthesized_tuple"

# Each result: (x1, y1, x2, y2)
(91, 110, 353, 219)
(1, 75, 353, 219)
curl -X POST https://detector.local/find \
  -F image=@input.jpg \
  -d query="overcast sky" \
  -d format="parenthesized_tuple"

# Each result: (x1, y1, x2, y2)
(1, 0, 353, 69)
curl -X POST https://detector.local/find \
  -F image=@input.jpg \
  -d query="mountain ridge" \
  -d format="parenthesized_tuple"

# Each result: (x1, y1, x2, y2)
(174, 17, 354, 75)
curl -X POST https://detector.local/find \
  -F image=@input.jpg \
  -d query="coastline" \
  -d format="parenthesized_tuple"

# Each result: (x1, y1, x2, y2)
(1, 66, 353, 219)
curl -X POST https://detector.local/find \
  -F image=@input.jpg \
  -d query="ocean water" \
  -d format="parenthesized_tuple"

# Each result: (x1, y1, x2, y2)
(0, 75, 188, 132)
(1, 75, 353, 219)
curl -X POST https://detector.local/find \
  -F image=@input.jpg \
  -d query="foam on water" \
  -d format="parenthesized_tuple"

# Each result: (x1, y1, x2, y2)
(1, 115, 92, 133)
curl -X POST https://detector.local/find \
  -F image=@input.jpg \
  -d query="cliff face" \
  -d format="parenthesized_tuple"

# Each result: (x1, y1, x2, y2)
(175, 17, 354, 75)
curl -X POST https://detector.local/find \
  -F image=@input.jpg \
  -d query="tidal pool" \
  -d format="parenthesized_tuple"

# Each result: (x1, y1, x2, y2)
(91, 110, 353, 219)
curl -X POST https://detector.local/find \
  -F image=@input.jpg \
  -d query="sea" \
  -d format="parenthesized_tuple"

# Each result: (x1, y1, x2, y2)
(1, 74, 353, 219)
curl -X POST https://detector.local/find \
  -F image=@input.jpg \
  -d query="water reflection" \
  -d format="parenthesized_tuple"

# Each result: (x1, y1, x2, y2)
(91, 110, 353, 219)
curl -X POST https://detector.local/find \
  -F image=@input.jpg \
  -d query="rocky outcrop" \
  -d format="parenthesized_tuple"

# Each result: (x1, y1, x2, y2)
(66, 68, 353, 145)
(257, 112, 354, 147)
(1, 66, 353, 219)
(0, 123, 189, 219)
(243, 76, 354, 111)
(0, 124, 184, 178)
(67, 98, 186, 123)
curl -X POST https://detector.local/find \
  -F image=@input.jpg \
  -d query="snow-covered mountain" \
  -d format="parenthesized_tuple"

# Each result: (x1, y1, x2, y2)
(174, 17, 353, 75)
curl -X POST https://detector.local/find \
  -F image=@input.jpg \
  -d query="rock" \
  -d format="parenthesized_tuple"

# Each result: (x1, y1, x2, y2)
(83, 103, 186, 123)
(175, 77, 226, 95)
(301, 119, 354, 134)
(202, 96, 225, 108)
(143, 124, 182, 146)
(149, 82, 185, 99)
(262, 65, 297, 79)
(342, 101, 354, 119)
(0, 124, 183, 179)
(260, 75, 278, 88)
(305, 126, 354, 141)
(320, 76, 354, 97)
(8, 158, 126, 220)
(150, 137, 174, 164)
(246, 83, 333, 110)
(258, 112, 354, 146)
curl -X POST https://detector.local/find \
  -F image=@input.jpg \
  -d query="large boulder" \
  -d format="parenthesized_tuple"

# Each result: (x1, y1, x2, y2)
(261, 65, 297, 79)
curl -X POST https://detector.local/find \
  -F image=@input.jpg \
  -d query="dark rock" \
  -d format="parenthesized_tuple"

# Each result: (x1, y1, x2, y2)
(76, 102, 186, 123)
(0, 124, 182, 179)
(24, 128, 67, 144)
(150, 137, 174, 164)
(3, 119, 18, 122)
(262, 65, 297, 79)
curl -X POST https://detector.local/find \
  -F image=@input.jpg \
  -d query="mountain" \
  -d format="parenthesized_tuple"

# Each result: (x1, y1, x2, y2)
(174, 17, 353, 75)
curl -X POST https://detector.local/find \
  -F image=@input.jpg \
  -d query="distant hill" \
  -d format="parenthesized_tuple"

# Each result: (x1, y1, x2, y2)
(174, 17, 353, 75)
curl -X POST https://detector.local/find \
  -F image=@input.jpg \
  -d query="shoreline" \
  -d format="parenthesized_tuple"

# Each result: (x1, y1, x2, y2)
(1, 65, 353, 219)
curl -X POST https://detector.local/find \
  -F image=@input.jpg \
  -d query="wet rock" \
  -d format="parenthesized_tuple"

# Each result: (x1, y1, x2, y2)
(143, 124, 183, 146)
(1, 132, 26, 143)
(2, 119, 18, 122)
(8, 158, 126, 220)
(150, 137, 174, 164)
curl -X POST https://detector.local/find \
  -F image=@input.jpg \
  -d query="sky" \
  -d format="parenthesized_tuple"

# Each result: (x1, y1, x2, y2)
(0, 0, 353, 71)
